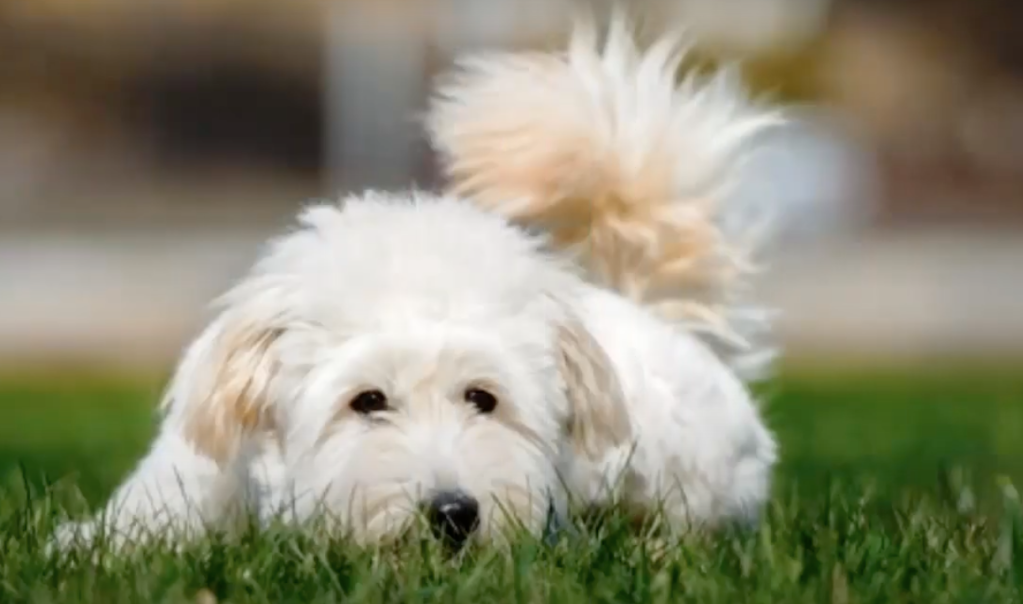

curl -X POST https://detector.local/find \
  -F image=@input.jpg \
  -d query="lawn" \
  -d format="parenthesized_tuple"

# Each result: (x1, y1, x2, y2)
(1, 365, 1022, 603)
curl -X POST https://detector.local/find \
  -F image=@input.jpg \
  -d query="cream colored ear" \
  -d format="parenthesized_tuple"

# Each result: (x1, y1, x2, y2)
(556, 311, 632, 460)
(164, 314, 283, 467)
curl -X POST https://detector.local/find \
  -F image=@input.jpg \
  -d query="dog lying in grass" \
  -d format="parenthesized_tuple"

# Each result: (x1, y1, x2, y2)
(53, 12, 789, 552)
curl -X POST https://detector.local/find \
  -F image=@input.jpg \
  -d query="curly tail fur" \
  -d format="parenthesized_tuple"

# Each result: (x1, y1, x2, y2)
(427, 12, 789, 380)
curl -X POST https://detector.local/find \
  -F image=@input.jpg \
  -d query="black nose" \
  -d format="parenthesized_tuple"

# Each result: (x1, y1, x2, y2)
(426, 491, 479, 546)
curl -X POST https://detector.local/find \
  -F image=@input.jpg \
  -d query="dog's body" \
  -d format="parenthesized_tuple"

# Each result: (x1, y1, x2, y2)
(54, 14, 787, 550)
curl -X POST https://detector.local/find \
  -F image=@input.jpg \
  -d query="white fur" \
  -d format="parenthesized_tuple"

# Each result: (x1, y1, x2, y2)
(570, 286, 776, 527)
(53, 14, 782, 551)
(428, 12, 788, 381)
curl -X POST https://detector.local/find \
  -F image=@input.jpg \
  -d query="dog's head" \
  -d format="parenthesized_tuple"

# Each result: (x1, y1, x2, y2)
(163, 193, 631, 545)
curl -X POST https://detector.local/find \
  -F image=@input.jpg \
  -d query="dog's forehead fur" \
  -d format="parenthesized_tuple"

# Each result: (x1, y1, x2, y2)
(230, 192, 574, 335)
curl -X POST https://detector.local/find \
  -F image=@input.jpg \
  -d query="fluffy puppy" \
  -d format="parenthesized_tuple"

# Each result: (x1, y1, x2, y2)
(54, 196, 601, 549)
(53, 13, 785, 551)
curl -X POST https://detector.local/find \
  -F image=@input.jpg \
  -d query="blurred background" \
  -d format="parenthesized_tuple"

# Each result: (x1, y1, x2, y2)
(1, 0, 1022, 371)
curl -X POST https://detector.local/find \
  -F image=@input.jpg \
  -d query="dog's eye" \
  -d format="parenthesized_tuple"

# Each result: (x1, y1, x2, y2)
(350, 390, 388, 414)
(464, 388, 498, 414)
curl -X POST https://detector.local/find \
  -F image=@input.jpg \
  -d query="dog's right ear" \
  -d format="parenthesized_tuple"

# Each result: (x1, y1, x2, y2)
(555, 309, 632, 461)
(161, 306, 284, 467)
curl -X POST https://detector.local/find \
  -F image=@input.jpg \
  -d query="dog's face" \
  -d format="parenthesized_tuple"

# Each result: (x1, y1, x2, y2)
(287, 326, 564, 544)
(165, 194, 631, 546)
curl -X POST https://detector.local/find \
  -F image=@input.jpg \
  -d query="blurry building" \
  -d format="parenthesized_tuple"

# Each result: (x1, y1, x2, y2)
(3, 0, 1023, 227)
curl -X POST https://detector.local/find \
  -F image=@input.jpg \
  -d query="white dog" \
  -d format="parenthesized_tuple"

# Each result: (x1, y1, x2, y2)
(54, 13, 787, 551)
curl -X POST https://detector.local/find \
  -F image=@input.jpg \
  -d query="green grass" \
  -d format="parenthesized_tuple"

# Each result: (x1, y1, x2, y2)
(1, 367, 1023, 603)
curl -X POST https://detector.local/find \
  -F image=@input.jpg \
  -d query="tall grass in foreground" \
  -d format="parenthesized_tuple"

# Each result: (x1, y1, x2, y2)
(1, 472, 1021, 603)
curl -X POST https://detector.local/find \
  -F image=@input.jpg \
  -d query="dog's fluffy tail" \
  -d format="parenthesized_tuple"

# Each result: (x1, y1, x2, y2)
(427, 13, 788, 380)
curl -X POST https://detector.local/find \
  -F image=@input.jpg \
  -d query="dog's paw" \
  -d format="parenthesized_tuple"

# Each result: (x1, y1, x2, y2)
(46, 520, 100, 556)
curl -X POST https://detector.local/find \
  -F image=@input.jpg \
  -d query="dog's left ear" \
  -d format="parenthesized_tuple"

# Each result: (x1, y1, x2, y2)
(556, 310, 632, 461)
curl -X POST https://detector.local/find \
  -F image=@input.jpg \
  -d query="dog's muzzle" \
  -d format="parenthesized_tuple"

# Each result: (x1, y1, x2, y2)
(425, 490, 479, 548)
